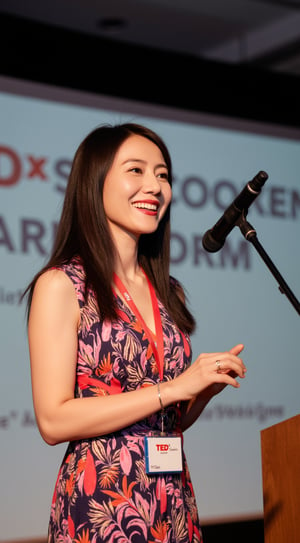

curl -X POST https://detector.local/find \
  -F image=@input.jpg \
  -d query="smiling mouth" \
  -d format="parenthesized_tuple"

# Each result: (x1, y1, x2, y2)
(132, 202, 159, 211)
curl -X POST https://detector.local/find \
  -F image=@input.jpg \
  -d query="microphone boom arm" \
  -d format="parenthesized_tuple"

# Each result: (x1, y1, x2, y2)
(237, 214, 300, 316)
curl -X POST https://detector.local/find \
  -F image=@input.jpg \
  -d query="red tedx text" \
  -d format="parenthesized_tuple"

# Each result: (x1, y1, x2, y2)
(0, 144, 70, 191)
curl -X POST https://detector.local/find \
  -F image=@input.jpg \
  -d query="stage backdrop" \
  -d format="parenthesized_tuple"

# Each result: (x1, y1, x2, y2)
(1, 75, 299, 541)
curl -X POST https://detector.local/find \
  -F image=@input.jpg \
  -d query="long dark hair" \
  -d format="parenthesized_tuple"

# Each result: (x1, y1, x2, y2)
(24, 123, 195, 333)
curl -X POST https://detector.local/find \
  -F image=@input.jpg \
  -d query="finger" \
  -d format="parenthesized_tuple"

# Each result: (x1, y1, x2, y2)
(226, 360, 247, 378)
(228, 344, 247, 375)
(201, 344, 244, 359)
(229, 343, 244, 356)
(213, 356, 246, 378)
(215, 372, 241, 389)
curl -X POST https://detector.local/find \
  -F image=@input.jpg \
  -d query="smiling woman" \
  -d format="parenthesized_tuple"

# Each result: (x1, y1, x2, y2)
(23, 123, 246, 543)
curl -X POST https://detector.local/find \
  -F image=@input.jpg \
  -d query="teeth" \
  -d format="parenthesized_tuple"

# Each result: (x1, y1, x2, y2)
(132, 202, 158, 210)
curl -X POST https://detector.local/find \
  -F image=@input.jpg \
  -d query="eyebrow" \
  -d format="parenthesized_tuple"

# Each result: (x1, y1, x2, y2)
(122, 158, 168, 169)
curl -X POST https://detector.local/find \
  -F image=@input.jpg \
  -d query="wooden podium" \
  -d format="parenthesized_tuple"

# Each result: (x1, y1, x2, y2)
(261, 414, 300, 543)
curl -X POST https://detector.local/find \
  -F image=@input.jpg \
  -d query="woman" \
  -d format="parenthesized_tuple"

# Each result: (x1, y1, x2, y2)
(27, 123, 246, 542)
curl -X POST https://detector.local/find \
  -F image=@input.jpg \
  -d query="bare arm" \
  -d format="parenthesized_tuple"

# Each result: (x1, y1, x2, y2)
(29, 270, 246, 445)
(29, 270, 167, 445)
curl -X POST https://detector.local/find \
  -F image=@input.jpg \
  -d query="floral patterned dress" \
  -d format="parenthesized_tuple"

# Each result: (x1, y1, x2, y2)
(48, 259, 203, 543)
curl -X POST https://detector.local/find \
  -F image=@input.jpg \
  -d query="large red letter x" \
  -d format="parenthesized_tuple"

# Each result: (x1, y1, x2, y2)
(27, 155, 48, 180)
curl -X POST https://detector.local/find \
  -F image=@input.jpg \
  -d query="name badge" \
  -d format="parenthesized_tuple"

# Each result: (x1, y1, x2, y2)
(144, 435, 183, 474)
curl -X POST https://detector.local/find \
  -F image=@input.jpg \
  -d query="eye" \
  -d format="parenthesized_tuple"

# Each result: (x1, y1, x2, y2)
(129, 167, 143, 174)
(157, 171, 169, 181)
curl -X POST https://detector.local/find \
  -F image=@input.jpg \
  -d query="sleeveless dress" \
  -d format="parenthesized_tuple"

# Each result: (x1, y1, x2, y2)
(48, 259, 203, 543)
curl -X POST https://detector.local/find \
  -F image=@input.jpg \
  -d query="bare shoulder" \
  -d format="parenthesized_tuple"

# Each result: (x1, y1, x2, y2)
(34, 269, 75, 296)
(30, 268, 79, 324)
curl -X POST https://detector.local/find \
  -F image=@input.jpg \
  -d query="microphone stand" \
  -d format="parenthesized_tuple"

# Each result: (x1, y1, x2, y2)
(237, 214, 300, 316)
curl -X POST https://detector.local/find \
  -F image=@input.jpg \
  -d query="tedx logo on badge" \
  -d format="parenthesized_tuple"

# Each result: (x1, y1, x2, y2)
(155, 443, 180, 452)
(156, 444, 169, 452)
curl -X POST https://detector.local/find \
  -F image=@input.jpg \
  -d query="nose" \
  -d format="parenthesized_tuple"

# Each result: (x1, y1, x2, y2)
(142, 172, 161, 194)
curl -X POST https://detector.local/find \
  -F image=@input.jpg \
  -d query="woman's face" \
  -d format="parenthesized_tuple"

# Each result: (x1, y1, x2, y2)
(103, 135, 172, 241)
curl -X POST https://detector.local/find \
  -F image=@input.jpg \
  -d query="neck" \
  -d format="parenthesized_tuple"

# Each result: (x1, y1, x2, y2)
(111, 229, 141, 283)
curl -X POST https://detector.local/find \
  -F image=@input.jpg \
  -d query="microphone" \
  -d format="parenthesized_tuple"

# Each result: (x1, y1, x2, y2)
(202, 170, 268, 252)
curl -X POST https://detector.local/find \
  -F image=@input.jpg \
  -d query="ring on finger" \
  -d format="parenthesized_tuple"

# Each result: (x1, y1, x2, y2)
(216, 360, 222, 373)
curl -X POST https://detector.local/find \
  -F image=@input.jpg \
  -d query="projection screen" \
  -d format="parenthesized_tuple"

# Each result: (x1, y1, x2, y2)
(1, 75, 299, 541)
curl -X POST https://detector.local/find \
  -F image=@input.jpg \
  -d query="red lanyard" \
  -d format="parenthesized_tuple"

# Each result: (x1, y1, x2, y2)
(113, 271, 164, 380)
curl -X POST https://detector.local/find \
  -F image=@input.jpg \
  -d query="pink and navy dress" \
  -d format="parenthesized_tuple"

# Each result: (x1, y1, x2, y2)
(48, 258, 203, 543)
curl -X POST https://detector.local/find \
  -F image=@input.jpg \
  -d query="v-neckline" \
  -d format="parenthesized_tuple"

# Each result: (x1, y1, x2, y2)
(113, 271, 164, 379)
(114, 286, 157, 337)
(112, 271, 156, 335)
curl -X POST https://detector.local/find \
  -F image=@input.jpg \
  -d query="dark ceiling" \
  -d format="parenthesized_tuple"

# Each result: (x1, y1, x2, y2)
(1, 0, 300, 127)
